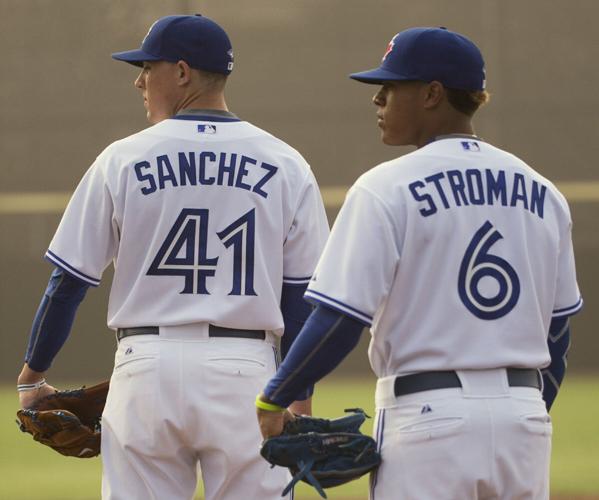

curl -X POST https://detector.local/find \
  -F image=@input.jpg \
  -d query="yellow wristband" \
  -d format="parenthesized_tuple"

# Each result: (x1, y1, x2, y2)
(255, 394, 286, 412)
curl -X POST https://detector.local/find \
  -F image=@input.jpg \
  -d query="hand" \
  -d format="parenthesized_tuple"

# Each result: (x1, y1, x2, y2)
(19, 383, 57, 409)
(257, 407, 295, 440)
(17, 363, 57, 409)
(289, 397, 312, 417)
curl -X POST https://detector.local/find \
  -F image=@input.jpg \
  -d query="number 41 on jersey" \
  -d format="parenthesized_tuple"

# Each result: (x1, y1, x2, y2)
(147, 208, 256, 296)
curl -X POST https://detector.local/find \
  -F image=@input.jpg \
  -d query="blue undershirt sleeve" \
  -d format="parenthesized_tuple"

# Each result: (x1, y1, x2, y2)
(280, 283, 313, 358)
(25, 267, 90, 372)
(541, 316, 571, 411)
(280, 283, 314, 400)
(264, 304, 364, 408)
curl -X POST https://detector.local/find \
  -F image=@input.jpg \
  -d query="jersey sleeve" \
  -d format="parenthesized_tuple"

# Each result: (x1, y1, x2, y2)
(45, 158, 118, 286)
(552, 219, 583, 317)
(305, 185, 401, 326)
(282, 170, 329, 286)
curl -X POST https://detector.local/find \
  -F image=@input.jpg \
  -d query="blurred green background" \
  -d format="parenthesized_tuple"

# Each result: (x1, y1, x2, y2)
(2, 376, 598, 499)
(1, 1, 597, 499)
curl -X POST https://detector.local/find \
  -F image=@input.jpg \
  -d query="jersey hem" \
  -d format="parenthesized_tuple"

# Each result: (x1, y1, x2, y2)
(45, 250, 101, 287)
(304, 290, 372, 326)
(552, 297, 583, 318)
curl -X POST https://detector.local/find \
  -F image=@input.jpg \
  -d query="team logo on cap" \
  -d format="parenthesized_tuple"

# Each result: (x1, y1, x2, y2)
(227, 49, 234, 71)
(382, 34, 398, 62)
(142, 20, 159, 45)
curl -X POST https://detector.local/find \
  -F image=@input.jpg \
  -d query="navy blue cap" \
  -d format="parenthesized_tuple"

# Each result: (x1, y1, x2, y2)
(350, 27, 485, 90)
(112, 15, 233, 75)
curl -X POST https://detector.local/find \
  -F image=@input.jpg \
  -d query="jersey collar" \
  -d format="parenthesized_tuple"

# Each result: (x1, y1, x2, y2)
(426, 133, 484, 145)
(172, 109, 241, 122)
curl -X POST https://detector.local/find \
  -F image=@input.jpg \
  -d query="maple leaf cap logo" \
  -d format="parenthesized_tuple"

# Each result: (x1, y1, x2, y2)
(382, 34, 398, 62)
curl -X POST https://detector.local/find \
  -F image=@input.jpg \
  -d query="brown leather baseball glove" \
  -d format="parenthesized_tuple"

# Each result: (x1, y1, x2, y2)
(16, 380, 109, 458)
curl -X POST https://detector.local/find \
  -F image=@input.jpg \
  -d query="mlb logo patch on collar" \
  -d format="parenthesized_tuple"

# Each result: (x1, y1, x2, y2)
(198, 124, 217, 134)
(461, 141, 480, 152)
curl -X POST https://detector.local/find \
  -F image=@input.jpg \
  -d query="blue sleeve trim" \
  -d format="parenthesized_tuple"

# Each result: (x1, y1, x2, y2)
(304, 289, 372, 326)
(45, 250, 101, 287)
(552, 297, 583, 317)
(283, 276, 312, 285)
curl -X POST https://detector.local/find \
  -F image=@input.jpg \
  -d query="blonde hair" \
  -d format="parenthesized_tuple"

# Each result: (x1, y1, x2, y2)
(446, 89, 490, 116)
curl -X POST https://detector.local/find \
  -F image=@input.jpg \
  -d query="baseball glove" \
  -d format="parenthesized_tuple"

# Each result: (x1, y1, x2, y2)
(260, 408, 381, 499)
(16, 380, 109, 458)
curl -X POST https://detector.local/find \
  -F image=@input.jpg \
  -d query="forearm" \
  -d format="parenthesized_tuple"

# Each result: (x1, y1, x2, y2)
(542, 316, 571, 411)
(17, 364, 46, 384)
(280, 282, 315, 400)
(24, 267, 89, 372)
(264, 304, 364, 407)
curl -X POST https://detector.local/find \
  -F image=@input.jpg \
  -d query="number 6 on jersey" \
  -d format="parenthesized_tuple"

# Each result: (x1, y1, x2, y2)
(458, 220, 520, 320)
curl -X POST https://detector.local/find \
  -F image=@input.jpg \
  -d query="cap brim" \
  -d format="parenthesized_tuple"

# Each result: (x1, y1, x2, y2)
(349, 67, 412, 84)
(111, 49, 162, 67)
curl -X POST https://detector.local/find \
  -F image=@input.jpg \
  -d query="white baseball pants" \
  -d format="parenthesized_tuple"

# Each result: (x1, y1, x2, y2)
(370, 369, 551, 500)
(101, 325, 291, 500)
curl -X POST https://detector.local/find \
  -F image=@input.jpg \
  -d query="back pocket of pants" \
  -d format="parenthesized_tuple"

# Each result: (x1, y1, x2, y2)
(398, 415, 465, 443)
(113, 343, 158, 377)
(207, 356, 267, 376)
(519, 412, 552, 436)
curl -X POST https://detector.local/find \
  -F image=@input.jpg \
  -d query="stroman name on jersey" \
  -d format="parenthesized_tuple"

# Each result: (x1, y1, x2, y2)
(408, 168, 547, 219)
(134, 151, 278, 198)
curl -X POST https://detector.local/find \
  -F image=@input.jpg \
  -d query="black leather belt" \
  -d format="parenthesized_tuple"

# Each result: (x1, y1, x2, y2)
(116, 325, 266, 342)
(394, 368, 541, 397)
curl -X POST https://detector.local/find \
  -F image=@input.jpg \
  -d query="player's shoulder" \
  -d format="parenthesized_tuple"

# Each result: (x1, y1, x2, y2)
(346, 157, 406, 212)
(352, 150, 422, 196)
(354, 141, 451, 189)
(432, 138, 573, 219)
(482, 141, 572, 212)
(238, 121, 318, 190)
(94, 125, 163, 165)
(244, 122, 312, 163)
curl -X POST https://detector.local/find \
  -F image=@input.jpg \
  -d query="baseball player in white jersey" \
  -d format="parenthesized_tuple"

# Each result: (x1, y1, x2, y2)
(256, 27, 582, 499)
(17, 14, 329, 499)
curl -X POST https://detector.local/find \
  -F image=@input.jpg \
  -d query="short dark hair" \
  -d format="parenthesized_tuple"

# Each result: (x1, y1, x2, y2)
(446, 88, 490, 116)
(196, 69, 228, 91)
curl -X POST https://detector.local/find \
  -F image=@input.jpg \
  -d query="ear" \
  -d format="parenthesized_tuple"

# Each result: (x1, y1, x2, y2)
(175, 60, 193, 86)
(422, 81, 445, 110)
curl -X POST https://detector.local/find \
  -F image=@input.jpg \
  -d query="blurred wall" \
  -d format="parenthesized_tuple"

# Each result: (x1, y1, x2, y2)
(1, 0, 597, 382)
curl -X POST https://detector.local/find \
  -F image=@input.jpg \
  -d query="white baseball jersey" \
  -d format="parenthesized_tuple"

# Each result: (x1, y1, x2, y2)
(46, 113, 329, 332)
(306, 136, 582, 377)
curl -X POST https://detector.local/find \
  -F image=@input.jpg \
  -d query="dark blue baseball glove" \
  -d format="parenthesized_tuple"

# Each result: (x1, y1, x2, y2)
(260, 409, 381, 498)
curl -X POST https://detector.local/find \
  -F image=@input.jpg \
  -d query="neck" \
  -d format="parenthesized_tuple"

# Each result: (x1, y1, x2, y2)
(176, 90, 228, 114)
(417, 115, 475, 148)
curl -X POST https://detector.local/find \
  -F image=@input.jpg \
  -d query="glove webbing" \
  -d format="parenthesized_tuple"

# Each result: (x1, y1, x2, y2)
(282, 457, 326, 498)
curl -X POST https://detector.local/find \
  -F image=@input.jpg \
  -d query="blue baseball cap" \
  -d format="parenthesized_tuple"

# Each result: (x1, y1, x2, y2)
(350, 27, 485, 90)
(112, 14, 233, 75)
